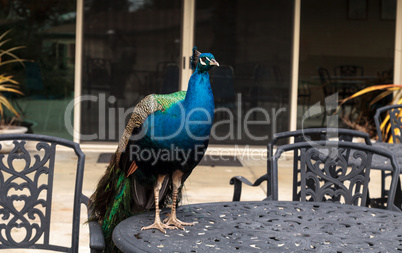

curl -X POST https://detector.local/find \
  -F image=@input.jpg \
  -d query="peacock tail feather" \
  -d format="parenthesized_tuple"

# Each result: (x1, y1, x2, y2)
(89, 157, 133, 252)
(88, 91, 187, 252)
(102, 170, 131, 237)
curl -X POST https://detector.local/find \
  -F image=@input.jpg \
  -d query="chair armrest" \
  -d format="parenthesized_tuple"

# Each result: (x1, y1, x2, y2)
(81, 195, 106, 252)
(88, 220, 106, 252)
(229, 174, 269, 201)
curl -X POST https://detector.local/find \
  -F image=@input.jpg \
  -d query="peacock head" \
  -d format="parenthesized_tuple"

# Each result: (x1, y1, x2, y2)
(191, 47, 219, 72)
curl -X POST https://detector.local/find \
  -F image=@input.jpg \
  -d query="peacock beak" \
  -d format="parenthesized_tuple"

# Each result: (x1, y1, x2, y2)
(210, 59, 219, 67)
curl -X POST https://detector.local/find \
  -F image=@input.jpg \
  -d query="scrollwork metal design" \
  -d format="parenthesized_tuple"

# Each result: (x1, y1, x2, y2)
(113, 201, 402, 252)
(0, 140, 55, 247)
(389, 107, 402, 143)
(298, 146, 369, 205)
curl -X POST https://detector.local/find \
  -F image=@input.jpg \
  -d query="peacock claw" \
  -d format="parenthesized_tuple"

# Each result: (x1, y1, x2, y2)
(163, 213, 194, 230)
(141, 221, 170, 234)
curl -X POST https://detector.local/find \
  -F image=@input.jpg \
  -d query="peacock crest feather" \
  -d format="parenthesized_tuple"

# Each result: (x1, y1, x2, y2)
(190, 47, 201, 70)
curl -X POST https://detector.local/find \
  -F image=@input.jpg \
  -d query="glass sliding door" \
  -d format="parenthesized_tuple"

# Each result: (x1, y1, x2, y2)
(299, 0, 396, 134)
(0, 0, 77, 139)
(81, 0, 182, 141)
(195, 0, 294, 145)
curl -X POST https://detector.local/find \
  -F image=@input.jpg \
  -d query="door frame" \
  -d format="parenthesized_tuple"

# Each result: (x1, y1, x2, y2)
(180, 0, 196, 91)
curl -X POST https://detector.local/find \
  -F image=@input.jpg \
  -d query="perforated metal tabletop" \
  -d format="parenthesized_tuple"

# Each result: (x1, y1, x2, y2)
(372, 142, 402, 171)
(112, 201, 402, 252)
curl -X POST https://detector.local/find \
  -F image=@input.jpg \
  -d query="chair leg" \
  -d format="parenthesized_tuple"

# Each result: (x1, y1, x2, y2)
(394, 179, 402, 210)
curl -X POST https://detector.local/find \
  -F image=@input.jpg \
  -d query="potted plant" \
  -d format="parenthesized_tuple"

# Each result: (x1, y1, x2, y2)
(0, 30, 29, 151)
(338, 80, 402, 142)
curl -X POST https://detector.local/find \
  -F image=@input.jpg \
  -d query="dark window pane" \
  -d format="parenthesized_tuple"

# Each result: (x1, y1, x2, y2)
(81, 0, 182, 141)
(0, 0, 76, 139)
(195, 0, 294, 145)
(299, 0, 395, 133)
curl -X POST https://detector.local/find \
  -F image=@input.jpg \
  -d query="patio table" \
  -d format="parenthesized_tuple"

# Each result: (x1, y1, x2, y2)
(112, 201, 402, 252)
(372, 142, 402, 170)
(370, 142, 402, 208)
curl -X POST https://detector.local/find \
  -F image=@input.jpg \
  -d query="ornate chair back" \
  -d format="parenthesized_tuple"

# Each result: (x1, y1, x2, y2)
(267, 128, 371, 201)
(230, 128, 371, 201)
(0, 134, 87, 252)
(273, 141, 399, 211)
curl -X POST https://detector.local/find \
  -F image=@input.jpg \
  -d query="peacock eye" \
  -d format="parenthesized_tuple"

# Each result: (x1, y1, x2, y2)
(199, 57, 207, 65)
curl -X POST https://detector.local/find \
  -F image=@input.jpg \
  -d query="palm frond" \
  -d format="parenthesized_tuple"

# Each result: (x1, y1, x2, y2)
(338, 84, 402, 109)
(0, 87, 23, 95)
(0, 30, 11, 42)
(0, 57, 26, 67)
(0, 47, 27, 67)
(369, 90, 395, 106)
(0, 39, 11, 49)
(0, 74, 19, 85)
(0, 29, 27, 120)
(0, 95, 19, 117)
(338, 83, 402, 142)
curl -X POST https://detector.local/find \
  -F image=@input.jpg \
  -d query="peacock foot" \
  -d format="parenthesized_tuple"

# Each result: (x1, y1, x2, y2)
(163, 213, 195, 230)
(141, 220, 170, 234)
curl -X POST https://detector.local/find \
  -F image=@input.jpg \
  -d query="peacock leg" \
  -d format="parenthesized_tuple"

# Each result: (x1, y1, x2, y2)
(141, 174, 169, 233)
(164, 170, 194, 229)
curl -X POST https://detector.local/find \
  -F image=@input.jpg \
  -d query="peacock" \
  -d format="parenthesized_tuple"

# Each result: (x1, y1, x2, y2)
(89, 47, 219, 252)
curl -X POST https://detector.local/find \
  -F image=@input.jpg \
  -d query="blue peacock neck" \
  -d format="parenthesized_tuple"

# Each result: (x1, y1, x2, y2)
(184, 69, 215, 117)
(182, 68, 215, 143)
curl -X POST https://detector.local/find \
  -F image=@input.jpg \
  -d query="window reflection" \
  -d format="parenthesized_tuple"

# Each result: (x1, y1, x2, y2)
(0, 0, 77, 139)
(81, 0, 182, 141)
(299, 0, 396, 134)
(195, 0, 293, 145)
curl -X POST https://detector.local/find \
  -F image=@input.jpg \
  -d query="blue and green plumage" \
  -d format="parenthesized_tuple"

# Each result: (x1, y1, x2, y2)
(89, 47, 218, 252)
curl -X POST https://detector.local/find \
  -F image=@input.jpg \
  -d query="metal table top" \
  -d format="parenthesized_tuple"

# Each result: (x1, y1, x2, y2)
(112, 201, 402, 252)
(372, 142, 402, 171)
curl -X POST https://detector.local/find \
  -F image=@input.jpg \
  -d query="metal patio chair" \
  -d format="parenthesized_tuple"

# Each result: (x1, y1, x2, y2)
(272, 141, 400, 211)
(375, 104, 402, 143)
(374, 104, 402, 209)
(230, 128, 372, 201)
(334, 65, 364, 77)
(0, 134, 104, 252)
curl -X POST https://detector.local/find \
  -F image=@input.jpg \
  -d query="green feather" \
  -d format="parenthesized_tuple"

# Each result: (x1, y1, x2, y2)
(115, 174, 126, 200)
(102, 169, 132, 238)
(153, 91, 186, 111)
(89, 162, 133, 252)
